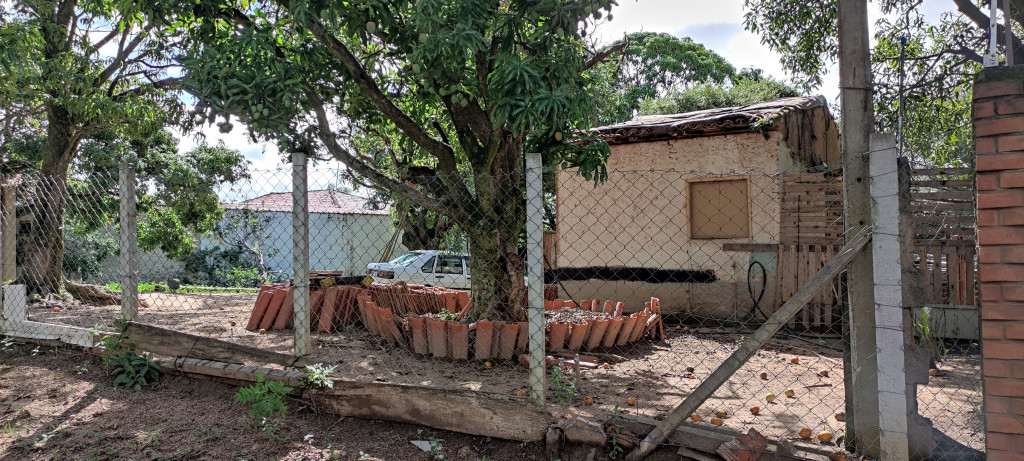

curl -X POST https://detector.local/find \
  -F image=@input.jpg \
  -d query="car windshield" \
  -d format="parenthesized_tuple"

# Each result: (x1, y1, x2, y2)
(388, 252, 424, 267)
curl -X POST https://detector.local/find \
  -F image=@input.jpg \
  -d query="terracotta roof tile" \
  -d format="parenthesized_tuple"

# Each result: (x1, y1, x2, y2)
(224, 190, 388, 215)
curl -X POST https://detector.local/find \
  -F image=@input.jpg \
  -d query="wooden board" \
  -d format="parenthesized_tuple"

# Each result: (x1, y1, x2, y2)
(120, 322, 304, 368)
(722, 243, 778, 252)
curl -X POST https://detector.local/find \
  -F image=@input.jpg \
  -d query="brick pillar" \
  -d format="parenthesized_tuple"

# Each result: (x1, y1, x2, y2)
(975, 66, 1024, 459)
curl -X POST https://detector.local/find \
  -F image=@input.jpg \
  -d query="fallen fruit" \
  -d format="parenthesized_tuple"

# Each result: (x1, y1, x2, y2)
(685, 366, 695, 373)
(834, 411, 846, 422)
(750, 406, 760, 415)
(928, 368, 938, 376)
(602, 363, 611, 370)
(818, 431, 833, 443)
(710, 417, 723, 426)
(516, 390, 526, 397)
(766, 393, 776, 402)
(484, 361, 493, 368)
(258, 328, 266, 334)
(584, 396, 594, 405)
(626, 397, 636, 406)
(52, 307, 60, 312)
(791, 357, 800, 364)
(759, 372, 768, 380)
(784, 388, 795, 398)
(691, 414, 703, 422)
(799, 427, 812, 439)
(715, 409, 727, 418)
(676, 325, 682, 330)
(229, 321, 237, 327)
(819, 369, 829, 377)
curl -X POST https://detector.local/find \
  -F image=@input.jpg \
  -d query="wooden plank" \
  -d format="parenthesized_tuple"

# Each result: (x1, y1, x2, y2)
(781, 173, 844, 182)
(911, 191, 975, 202)
(4, 320, 95, 347)
(120, 322, 305, 368)
(910, 167, 974, 176)
(799, 247, 810, 327)
(782, 204, 845, 213)
(722, 243, 778, 252)
(911, 215, 975, 224)
(912, 239, 976, 247)
(910, 179, 974, 188)
(911, 203, 976, 213)
(627, 228, 871, 460)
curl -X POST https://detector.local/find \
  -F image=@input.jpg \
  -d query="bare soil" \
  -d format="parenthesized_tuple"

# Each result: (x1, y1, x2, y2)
(28, 292, 985, 457)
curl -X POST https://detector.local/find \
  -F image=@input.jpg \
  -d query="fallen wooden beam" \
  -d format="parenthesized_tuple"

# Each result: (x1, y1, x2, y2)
(120, 321, 304, 368)
(627, 227, 871, 461)
(164, 357, 553, 442)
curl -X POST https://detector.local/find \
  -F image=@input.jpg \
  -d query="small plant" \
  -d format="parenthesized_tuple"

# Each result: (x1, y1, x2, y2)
(234, 374, 292, 439)
(606, 405, 627, 459)
(300, 363, 337, 389)
(431, 308, 458, 321)
(429, 437, 446, 460)
(0, 336, 15, 352)
(110, 350, 161, 390)
(550, 365, 577, 407)
(915, 307, 946, 367)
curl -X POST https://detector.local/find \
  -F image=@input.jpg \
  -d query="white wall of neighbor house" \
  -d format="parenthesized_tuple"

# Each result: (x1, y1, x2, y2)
(202, 210, 404, 277)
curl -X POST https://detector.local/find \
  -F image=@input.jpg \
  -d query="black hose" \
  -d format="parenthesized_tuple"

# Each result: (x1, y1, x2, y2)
(747, 261, 767, 322)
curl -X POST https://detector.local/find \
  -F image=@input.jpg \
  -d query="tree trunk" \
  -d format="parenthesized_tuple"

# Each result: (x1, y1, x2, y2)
(23, 107, 77, 296)
(462, 137, 527, 323)
(400, 208, 452, 251)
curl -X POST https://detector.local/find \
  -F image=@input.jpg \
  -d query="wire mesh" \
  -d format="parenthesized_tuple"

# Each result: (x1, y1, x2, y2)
(0, 154, 983, 460)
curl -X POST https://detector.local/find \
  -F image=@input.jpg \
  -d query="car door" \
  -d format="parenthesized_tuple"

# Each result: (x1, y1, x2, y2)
(407, 254, 436, 286)
(433, 254, 470, 289)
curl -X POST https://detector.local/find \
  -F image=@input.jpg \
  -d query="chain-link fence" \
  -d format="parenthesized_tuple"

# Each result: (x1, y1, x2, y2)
(0, 155, 982, 460)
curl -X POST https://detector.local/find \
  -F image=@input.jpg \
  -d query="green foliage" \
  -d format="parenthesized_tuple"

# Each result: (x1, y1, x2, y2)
(431, 309, 459, 322)
(109, 351, 161, 390)
(300, 363, 337, 389)
(637, 71, 802, 117)
(234, 374, 292, 423)
(550, 365, 577, 407)
(62, 223, 117, 280)
(592, 31, 736, 125)
(915, 307, 946, 363)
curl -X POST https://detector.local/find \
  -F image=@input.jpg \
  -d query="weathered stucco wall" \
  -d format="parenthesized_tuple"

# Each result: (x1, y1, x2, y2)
(556, 131, 789, 316)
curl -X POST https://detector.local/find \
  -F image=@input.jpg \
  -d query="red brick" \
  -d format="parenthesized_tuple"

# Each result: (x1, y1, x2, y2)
(989, 395, 1013, 413)
(988, 449, 1024, 461)
(980, 173, 999, 190)
(1004, 171, 1024, 189)
(987, 358, 1012, 377)
(979, 137, 998, 154)
(1002, 134, 1024, 152)
(989, 432, 1024, 453)
(980, 190, 1024, 209)
(978, 116, 1024, 137)
(978, 246, 1001, 264)
(984, 322, 1006, 339)
(999, 98, 1024, 116)
(1013, 362, 1024, 379)
(980, 228, 1024, 245)
(984, 284, 1004, 301)
(1007, 323, 1024, 340)
(984, 303, 1024, 320)
(1002, 247, 1024, 263)
(1004, 284, 1024, 301)
(977, 80, 1024, 99)
(988, 377, 1024, 398)
(987, 340, 1024, 359)
(977, 101, 998, 118)
(1001, 210, 1024, 226)
(978, 153, 1024, 171)
(979, 210, 999, 227)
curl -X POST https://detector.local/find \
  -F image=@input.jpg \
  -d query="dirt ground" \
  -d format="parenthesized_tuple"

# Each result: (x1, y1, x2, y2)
(27, 292, 985, 458)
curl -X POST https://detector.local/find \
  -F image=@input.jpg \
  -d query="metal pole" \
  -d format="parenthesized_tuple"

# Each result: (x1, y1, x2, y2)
(119, 162, 139, 322)
(525, 153, 546, 405)
(292, 150, 311, 360)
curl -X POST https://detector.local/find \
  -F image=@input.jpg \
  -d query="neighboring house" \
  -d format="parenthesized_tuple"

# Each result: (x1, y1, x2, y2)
(554, 96, 841, 323)
(206, 189, 403, 277)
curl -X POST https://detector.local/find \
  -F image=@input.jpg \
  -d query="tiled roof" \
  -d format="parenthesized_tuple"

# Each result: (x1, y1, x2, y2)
(591, 96, 827, 145)
(224, 190, 389, 215)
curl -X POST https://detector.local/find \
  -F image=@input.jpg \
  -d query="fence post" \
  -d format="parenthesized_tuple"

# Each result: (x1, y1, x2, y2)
(525, 152, 546, 404)
(292, 150, 310, 361)
(119, 162, 139, 322)
(2, 183, 15, 284)
(869, 134, 910, 460)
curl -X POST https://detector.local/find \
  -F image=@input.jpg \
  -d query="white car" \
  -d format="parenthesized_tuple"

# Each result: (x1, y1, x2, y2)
(366, 250, 472, 290)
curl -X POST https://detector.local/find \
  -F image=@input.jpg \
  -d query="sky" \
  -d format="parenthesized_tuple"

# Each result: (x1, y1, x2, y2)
(174, 0, 960, 198)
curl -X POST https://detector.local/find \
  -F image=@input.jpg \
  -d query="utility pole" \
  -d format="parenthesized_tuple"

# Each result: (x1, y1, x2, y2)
(837, 0, 882, 458)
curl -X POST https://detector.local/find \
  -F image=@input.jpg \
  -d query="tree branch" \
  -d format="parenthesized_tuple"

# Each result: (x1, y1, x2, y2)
(583, 42, 627, 72)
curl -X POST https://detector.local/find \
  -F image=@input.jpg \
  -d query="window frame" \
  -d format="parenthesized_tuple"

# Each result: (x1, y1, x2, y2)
(687, 176, 752, 240)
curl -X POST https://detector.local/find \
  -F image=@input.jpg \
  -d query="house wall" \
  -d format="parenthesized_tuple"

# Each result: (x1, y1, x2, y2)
(556, 131, 790, 317)
(973, 67, 1024, 459)
(203, 210, 403, 278)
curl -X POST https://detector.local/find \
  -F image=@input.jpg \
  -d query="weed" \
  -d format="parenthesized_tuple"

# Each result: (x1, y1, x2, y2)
(196, 426, 223, 442)
(300, 363, 337, 389)
(0, 336, 15, 352)
(606, 405, 627, 459)
(915, 307, 947, 366)
(30, 346, 41, 356)
(429, 437, 446, 460)
(110, 350, 161, 390)
(234, 374, 291, 440)
(74, 361, 91, 375)
(550, 366, 576, 407)
(431, 308, 458, 321)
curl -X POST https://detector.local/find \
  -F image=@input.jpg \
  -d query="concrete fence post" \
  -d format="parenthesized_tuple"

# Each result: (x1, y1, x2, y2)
(119, 162, 139, 322)
(525, 152, 546, 404)
(292, 150, 311, 360)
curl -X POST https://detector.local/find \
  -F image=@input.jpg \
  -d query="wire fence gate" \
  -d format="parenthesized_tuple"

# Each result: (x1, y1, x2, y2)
(0, 144, 982, 460)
